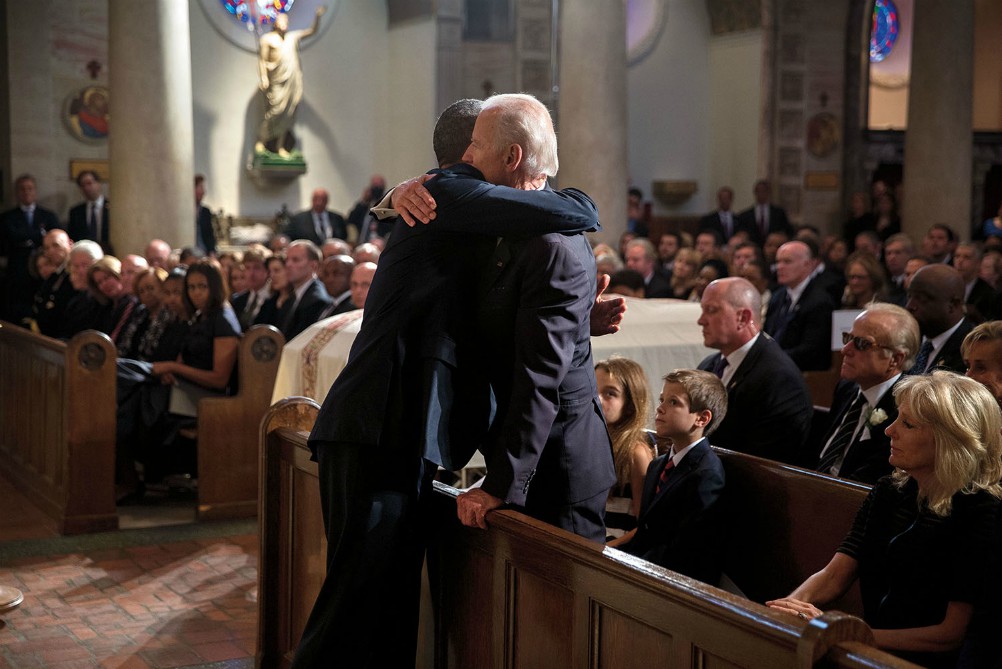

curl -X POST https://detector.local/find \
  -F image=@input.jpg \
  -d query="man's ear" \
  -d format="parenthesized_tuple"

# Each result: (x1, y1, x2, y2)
(504, 143, 524, 172)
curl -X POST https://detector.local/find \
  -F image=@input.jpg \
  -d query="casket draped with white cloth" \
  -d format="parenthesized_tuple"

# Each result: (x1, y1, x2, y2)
(271, 298, 712, 407)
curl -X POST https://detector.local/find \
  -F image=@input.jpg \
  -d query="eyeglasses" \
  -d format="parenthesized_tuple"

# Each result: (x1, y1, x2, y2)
(841, 332, 893, 352)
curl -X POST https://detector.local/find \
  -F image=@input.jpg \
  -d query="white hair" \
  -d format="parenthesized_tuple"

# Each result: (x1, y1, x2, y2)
(481, 93, 558, 178)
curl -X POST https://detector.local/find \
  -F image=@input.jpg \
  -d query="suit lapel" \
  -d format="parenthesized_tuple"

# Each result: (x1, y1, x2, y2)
(645, 439, 708, 511)
(725, 335, 765, 392)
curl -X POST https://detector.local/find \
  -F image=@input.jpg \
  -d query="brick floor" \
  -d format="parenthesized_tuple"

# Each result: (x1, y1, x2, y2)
(0, 535, 258, 668)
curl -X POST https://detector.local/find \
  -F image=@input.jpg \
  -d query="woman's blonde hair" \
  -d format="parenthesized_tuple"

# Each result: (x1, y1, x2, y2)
(595, 357, 654, 493)
(891, 370, 1002, 516)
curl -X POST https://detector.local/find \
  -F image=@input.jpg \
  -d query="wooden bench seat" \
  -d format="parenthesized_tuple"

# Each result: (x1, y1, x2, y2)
(257, 399, 913, 669)
(0, 322, 117, 535)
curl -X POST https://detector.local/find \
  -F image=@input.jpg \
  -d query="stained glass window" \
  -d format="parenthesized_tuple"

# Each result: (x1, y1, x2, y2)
(220, 0, 296, 26)
(870, 0, 899, 63)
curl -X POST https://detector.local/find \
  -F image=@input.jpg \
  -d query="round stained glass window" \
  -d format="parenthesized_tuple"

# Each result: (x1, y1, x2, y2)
(219, 0, 296, 26)
(870, 0, 899, 63)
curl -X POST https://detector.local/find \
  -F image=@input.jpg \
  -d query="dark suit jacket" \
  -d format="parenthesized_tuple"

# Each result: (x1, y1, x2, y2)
(196, 204, 217, 255)
(698, 333, 813, 465)
(622, 439, 725, 585)
(814, 378, 899, 484)
(477, 232, 616, 509)
(698, 211, 738, 241)
(67, 199, 112, 253)
(926, 318, 974, 375)
(0, 204, 60, 321)
(31, 267, 79, 336)
(286, 209, 348, 244)
(278, 277, 332, 341)
(965, 278, 995, 324)
(736, 204, 792, 244)
(309, 164, 602, 475)
(763, 277, 836, 371)
(644, 269, 674, 299)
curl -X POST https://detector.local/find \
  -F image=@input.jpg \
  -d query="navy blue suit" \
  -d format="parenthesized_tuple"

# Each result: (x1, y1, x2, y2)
(697, 334, 813, 466)
(295, 164, 602, 669)
(622, 438, 726, 585)
(276, 277, 332, 341)
(763, 277, 836, 371)
(195, 204, 217, 256)
(476, 232, 617, 540)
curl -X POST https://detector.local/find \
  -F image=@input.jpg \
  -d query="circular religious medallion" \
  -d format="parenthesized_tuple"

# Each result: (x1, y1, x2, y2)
(806, 112, 841, 158)
(63, 85, 110, 144)
(869, 0, 899, 63)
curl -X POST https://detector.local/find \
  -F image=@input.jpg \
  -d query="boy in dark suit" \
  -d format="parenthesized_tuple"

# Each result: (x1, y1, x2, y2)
(615, 369, 727, 586)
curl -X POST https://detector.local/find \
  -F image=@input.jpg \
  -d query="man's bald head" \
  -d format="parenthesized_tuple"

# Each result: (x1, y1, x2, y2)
(434, 98, 482, 167)
(145, 239, 172, 269)
(42, 229, 72, 266)
(906, 264, 966, 337)
(350, 261, 377, 309)
(697, 277, 761, 356)
(775, 241, 814, 288)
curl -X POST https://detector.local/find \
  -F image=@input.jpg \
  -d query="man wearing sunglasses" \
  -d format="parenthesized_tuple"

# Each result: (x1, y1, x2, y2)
(814, 303, 920, 483)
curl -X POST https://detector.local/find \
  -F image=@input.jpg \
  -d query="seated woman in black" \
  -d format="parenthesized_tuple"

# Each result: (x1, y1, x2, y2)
(150, 260, 241, 390)
(254, 254, 290, 327)
(767, 371, 1002, 668)
(116, 262, 240, 497)
(116, 266, 167, 358)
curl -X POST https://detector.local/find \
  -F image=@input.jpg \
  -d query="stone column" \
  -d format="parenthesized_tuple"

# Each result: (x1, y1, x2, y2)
(901, 0, 973, 240)
(557, 0, 627, 245)
(109, 1, 195, 256)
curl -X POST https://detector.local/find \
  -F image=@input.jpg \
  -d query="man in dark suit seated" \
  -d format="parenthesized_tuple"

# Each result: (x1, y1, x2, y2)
(230, 246, 272, 330)
(30, 229, 76, 336)
(1, 174, 61, 323)
(286, 188, 348, 245)
(696, 277, 812, 465)
(763, 241, 836, 371)
(905, 264, 972, 375)
(275, 240, 332, 340)
(66, 170, 111, 254)
(736, 179, 793, 245)
(699, 185, 739, 242)
(316, 254, 355, 318)
(624, 238, 673, 298)
(813, 303, 919, 483)
(612, 369, 727, 586)
(295, 97, 621, 669)
(953, 242, 995, 323)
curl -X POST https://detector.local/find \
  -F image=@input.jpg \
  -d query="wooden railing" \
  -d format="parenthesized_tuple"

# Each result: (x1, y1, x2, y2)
(0, 322, 117, 534)
(256, 399, 917, 669)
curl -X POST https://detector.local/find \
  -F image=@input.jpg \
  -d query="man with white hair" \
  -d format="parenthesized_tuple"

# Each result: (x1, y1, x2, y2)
(813, 303, 918, 483)
(296, 96, 615, 669)
(59, 240, 105, 338)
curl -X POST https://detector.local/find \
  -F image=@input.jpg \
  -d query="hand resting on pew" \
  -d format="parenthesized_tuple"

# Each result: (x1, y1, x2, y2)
(457, 488, 503, 530)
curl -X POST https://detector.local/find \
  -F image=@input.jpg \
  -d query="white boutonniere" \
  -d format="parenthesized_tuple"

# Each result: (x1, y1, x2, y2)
(866, 407, 888, 427)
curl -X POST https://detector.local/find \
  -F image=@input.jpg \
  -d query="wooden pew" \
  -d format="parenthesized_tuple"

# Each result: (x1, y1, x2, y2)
(0, 322, 117, 535)
(192, 324, 285, 521)
(256, 401, 914, 669)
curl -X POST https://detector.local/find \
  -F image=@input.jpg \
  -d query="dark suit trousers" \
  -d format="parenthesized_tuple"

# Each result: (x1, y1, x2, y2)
(292, 442, 435, 669)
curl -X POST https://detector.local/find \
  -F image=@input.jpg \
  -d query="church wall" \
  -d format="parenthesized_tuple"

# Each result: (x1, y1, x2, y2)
(4, 0, 109, 217)
(627, 0, 714, 218)
(707, 30, 763, 214)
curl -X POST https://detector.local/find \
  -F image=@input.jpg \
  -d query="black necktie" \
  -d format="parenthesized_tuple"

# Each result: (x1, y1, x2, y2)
(818, 393, 867, 476)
